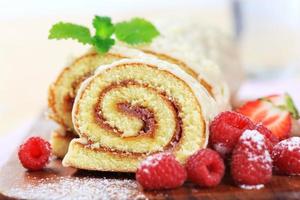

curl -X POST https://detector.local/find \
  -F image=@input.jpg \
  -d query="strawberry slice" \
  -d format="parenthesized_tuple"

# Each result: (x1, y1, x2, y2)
(237, 94, 299, 140)
(267, 94, 299, 119)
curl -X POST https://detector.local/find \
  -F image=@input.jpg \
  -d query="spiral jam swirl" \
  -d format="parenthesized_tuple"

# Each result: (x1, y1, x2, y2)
(90, 80, 183, 155)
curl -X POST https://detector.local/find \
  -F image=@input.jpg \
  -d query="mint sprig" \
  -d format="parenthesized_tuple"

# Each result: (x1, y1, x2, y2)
(48, 16, 159, 53)
(115, 18, 159, 45)
(49, 22, 92, 44)
(92, 16, 114, 39)
(92, 37, 115, 53)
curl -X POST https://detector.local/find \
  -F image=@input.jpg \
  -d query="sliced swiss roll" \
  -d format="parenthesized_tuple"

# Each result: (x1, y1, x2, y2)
(48, 44, 230, 132)
(62, 55, 220, 172)
(48, 51, 126, 131)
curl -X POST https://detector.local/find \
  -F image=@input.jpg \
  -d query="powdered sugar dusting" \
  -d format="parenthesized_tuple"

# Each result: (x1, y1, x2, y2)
(240, 130, 272, 166)
(240, 130, 265, 150)
(277, 137, 300, 152)
(140, 153, 167, 168)
(6, 177, 147, 200)
(239, 184, 264, 190)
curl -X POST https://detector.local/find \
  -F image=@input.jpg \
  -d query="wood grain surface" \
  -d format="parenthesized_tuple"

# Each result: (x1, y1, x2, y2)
(1, 116, 300, 200)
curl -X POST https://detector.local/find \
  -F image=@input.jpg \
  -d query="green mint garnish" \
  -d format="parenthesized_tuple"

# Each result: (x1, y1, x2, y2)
(48, 16, 159, 53)
(92, 37, 115, 53)
(48, 22, 92, 44)
(92, 16, 114, 39)
(115, 18, 160, 45)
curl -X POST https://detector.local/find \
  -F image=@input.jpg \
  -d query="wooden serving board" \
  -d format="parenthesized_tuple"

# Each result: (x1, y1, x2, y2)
(1, 115, 300, 200)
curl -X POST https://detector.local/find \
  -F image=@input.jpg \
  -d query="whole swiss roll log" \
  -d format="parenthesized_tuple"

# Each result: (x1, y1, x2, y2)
(48, 44, 230, 132)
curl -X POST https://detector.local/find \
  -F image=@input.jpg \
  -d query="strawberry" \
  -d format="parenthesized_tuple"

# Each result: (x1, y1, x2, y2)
(237, 94, 299, 140)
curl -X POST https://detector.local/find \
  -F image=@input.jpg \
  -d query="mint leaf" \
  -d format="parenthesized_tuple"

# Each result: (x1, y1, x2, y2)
(49, 22, 92, 44)
(49, 17, 160, 53)
(92, 36, 115, 53)
(285, 93, 300, 119)
(92, 16, 114, 39)
(115, 18, 159, 45)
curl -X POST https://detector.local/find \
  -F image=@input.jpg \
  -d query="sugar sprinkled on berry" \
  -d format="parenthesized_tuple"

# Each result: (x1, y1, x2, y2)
(272, 137, 300, 175)
(276, 136, 300, 151)
(209, 111, 256, 156)
(136, 153, 186, 190)
(231, 130, 272, 188)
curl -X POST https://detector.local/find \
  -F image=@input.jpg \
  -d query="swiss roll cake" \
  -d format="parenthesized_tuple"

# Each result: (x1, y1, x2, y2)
(62, 53, 220, 172)
(48, 52, 126, 131)
(47, 21, 235, 160)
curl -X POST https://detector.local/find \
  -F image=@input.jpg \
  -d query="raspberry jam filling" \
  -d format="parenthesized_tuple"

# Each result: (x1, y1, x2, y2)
(78, 80, 184, 155)
(116, 102, 156, 135)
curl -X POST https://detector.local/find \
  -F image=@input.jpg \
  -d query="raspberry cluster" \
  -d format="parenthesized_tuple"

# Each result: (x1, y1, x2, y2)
(210, 111, 300, 189)
(136, 111, 300, 190)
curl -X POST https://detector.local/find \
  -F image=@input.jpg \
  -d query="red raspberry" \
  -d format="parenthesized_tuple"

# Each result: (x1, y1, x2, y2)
(136, 153, 186, 190)
(186, 149, 225, 187)
(231, 130, 272, 188)
(255, 124, 279, 152)
(272, 137, 300, 175)
(209, 111, 255, 156)
(18, 137, 51, 171)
